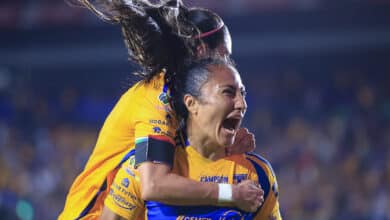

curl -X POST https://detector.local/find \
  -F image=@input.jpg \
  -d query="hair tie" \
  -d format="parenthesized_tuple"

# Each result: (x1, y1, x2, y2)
(194, 21, 224, 39)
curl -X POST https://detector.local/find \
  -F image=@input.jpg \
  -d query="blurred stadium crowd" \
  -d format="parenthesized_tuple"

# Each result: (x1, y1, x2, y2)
(1, 0, 390, 220)
(1, 0, 390, 29)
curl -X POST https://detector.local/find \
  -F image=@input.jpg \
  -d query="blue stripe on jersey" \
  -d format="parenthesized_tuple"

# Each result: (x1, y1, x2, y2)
(116, 149, 136, 168)
(76, 149, 136, 219)
(246, 152, 276, 178)
(145, 202, 254, 220)
(246, 156, 271, 215)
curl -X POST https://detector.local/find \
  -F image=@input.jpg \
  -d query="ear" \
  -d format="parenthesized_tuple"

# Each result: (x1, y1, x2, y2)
(196, 43, 208, 58)
(183, 94, 198, 115)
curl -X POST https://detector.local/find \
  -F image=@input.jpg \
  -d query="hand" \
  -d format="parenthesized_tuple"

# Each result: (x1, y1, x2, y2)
(226, 128, 255, 156)
(232, 180, 264, 212)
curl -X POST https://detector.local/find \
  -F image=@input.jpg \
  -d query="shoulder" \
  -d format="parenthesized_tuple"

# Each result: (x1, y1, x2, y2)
(125, 73, 165, 97)
(245, 152, 279, 199)
(245, 152, 276, 179)
(120, 72, 167, 108)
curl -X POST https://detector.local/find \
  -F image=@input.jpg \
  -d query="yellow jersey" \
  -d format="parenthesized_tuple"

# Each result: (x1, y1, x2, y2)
(59, 73, 177, 220)
(105, 146, 282, 220)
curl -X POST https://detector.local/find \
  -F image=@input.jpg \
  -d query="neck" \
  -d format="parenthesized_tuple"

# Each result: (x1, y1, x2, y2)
(186, 125, 225, 161)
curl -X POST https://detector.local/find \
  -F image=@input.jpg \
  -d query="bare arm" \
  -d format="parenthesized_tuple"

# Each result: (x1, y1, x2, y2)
(138, 162, 263, 212)
(138, 162, 217, 204)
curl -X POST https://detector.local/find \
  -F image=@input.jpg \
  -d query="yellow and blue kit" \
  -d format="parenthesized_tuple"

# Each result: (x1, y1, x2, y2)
(105, 146, 282, 220)
(59, 73, 178, 220)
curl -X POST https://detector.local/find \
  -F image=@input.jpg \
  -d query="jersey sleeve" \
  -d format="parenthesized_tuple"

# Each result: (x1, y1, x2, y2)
(254, 198, 282, 220)
(132, 77, 178, 168)
(104, 156, 145, 219)
(269, 201, 282, 220)
(246, 153, 282, 220)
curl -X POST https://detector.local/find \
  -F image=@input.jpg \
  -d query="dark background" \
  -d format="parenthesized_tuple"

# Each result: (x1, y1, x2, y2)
(0, 0, 390, 219)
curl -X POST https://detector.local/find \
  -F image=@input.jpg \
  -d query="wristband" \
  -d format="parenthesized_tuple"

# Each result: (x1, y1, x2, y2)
(218, 183, 233, 203)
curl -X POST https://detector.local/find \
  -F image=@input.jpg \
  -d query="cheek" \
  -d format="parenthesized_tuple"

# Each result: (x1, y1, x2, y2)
(200, 106, 219, 121)
(197, 106, 221, 128)
(204, 104, 228, 124)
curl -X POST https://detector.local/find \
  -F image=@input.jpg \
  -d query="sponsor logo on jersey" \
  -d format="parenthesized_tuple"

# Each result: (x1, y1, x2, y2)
(220, 210, 245, 219)
(121, 178, 130, 188)
(233, 174, 248, 184)
(151, 126, 174, 138)
(176, 216, 212, 220)
(125, 167, 135, 177)
(129, 155, 136, 168)
(149, 119, 170, 126)
(158, 92, 169, 105)
(109, 190, 136, 211)
(177, 211, 245, 220)
(200, 176, 228, 183)
(111, 182, 139, 201)
(124, 156, 136, 177)
(153, 126, 162, 133)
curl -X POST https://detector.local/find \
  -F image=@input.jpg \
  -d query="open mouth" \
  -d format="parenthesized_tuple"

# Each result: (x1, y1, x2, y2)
(222, 118, 241, 134)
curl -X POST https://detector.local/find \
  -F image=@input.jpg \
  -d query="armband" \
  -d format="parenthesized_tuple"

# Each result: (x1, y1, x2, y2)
(135, 136, 175, 168)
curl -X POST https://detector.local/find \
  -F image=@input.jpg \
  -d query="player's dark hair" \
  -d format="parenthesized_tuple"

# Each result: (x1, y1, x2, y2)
(66, 0, 229, 83)
(187, 8, 228, 51)
(171, 56, 236, 134)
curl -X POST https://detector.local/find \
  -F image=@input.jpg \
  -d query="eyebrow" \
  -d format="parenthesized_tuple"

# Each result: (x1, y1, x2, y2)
(220, 84, 236, 89)
(220, 84, 246, 91)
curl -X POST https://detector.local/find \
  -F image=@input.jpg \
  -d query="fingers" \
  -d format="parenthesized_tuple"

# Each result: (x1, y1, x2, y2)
(251, 185, 264, 212)
(234, 127, 248, 143)
(248, 192, 264, 212)
(234, 180, 264, 213)
(244, 180, 264, 209)
(239, 127, 249, 133)
(240, 132, 255, 151)
(249, 183, 259, 190)
(238, 128, 254, 144)
(227, 127, 256, 156)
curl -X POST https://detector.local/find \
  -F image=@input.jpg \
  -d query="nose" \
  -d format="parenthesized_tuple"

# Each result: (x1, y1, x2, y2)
(235, 94, 247, 115)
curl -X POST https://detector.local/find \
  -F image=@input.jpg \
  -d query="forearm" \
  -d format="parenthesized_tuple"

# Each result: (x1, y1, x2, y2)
(138, 162, 219, 205)
(138, 162, 263, 212)
(147, 173, 219, 205)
